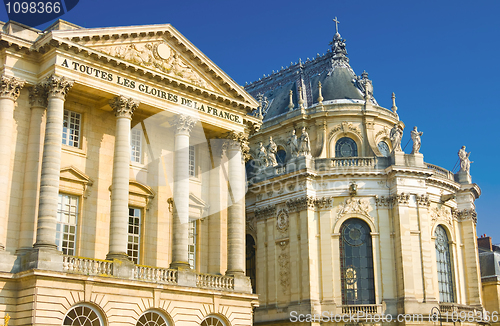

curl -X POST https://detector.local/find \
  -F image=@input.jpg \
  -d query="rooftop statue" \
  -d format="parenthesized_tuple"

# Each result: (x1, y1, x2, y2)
(288, 129, 299, 157)
(458, 146, 473, 173)
(257, 141, 268, 167)
(298, 127, 311, 156)
(411, 126, 423, 154)
(390, 123, 403, 152)
(267, 136, 278, 167)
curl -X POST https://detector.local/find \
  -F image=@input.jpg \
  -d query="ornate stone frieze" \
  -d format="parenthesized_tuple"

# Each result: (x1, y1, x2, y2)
(415, 194, 430, 207)
(393, 193, 410, 205)
(28, 83, 47, 108)
(267, 190, 274, 198)
(285, 196, 315, 212)
(44, 75, 73, 99)
(277, 240, 290, 294)
(375, 195, 391, 207)
(95, 42, 210, 89)
(254, 204, 276, 220)
(337, 198, 372, 218)
(315, 196, 333, 209)
(431, 206, 453, 226)
(221, 131, 250, 162)
(0, 76, 25, 100)
(172, 114, 196, 135)
(109, 95, 140, 119)
(375, 127, 390, 139)
(457, 209, 477, 224)
(287, 183, 295, 191)
(329, 121, 362, 139)
(276, 209, 289, 233)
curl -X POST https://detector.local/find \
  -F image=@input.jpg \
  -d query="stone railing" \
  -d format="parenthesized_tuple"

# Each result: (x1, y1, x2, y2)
(425, 163, 454, 180)
(439, 303, 479, 314)
(196, 273, 234, 290)
(62, 256, 113, 276)
(132, 265, 178, 284)
(341, 304, 383, 315)
(314, 157, 381, 172)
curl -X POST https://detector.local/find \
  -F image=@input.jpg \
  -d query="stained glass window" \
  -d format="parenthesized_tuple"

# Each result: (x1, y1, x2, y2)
(435, 225, 454, 302)
(335, 137, 358, 157)
(340, 219, 375, 304)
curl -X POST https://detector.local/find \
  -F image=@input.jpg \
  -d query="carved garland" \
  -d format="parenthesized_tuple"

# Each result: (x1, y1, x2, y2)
(329, 121, 362, 140)
(277, 240, 290, 294)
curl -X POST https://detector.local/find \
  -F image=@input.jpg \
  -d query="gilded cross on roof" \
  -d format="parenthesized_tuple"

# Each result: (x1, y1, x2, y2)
(333, 17, 340, 34)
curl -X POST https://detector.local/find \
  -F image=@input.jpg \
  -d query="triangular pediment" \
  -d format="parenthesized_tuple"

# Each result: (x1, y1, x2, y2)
(60, 166, 92, 185)
(129, 180, 155, 198)
(47, 24, 258, 106)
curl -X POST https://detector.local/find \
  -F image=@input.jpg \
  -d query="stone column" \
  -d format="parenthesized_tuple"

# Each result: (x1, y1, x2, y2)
(106, 96, 139, 260)
(34, 75, 73, 249)
(0, 76, 24, 250)
(170, 115, 196, 270)
(226, 138, 246, 275)
(18, 84, 47, 251)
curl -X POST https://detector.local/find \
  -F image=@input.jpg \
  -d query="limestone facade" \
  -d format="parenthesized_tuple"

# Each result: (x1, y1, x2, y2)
(244, 30, 484, 325)
(0, 20, 261, 326)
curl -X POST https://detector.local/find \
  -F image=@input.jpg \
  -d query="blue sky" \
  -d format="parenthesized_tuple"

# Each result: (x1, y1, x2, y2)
(1, 0, 498, 239)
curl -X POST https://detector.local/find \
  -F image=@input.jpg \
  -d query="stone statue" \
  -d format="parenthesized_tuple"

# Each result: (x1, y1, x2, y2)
(298, 127, 311, 156)
(288, 129, 299, 157)
(267, 136, 278, 167)
(410, 126, 423, 154)
(390, 123, 403, 152)
(458, 146, 472, 173)
(257, 141, 268, 167)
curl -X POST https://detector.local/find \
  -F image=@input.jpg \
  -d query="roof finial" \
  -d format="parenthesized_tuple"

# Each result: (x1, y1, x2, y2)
(391, 92, 398, 113)
(333, 17, 340, 34)
(317, 81, 323, 104)
(288, 90, 294, 111)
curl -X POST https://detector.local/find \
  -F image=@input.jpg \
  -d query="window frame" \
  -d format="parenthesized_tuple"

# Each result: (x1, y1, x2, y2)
(435, 225, 455, 303)
(62, 109, 82, 149)
(188, 219, 197, 269)
(128, 207, 142, 264)
(189, 145, 196, 177)
(335, 137, 358, 158)
(56, 193, 80, 256)
(130, 128, 143, 164)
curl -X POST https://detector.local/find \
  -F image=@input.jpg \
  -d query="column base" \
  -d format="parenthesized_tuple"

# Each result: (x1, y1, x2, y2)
(33, 241, 57, 250)
(232, 273, 253, 294)
(106, 252, 129, 261)
(0, 250, 18, 273)
(21, 247, 62, 272)
(169, 261, 191, 270)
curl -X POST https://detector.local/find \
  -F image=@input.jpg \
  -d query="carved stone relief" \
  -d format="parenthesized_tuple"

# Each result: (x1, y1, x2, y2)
(254, 204, 276, 220)
(277, 240, 290, 295)
(276, 209, 289, 234)
(415, 194, 430, 207)
(95, 42, 211, 89)
(329, 121, 362, 139)
(337, 198, 372, 218)
(431, 206, 453, 226)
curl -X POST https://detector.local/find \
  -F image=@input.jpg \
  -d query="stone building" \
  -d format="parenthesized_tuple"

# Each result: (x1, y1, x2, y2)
(0, 20, 261, 326)
(478, 235, 500, 326)
(244, 27, 484, 325)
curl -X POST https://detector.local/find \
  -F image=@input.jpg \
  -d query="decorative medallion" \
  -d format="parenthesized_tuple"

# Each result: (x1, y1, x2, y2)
(276, 209, 289, 233)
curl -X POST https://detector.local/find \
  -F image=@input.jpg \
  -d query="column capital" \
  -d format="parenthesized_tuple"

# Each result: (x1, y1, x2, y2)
(173, 114, 196, 136)
(109, 95, 139, 119)
(44, 75, 73, 99)
(28, 83, 48, 108)
(0, 76, 25, 100)
(221, 131, 250, 162)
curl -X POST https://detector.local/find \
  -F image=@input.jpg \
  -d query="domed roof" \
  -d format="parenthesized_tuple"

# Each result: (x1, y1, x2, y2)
(245, 32, 376, 122)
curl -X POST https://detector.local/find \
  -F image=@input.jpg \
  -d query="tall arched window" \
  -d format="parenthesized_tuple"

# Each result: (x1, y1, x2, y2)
(63, 304, 103, 326)
(246, 234, 256, 293)
(335, 137, 358, 157)
(340, 219, 375, 304)
(435, 225, 454, 302)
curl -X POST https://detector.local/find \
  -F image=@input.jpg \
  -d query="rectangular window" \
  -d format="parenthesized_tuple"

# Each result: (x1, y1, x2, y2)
(189, 145, 195, 177)
(56, 194, 79, 255)
(130, 128, 142, 163)
(62, 110, 81, 148)
(188, 219, 197, 268)
(128, 207, 141, 264)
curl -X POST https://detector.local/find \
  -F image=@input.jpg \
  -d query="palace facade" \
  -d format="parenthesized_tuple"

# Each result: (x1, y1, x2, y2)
(244, 29, 484, 325)
(0, 20, 261, 326)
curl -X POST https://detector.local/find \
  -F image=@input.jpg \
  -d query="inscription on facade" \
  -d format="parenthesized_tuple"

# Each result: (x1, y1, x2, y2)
(59, 58, 242, 124)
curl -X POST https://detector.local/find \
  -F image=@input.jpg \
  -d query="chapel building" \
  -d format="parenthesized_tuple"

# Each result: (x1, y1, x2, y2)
(244, 27, 483, 326)
(0, 20, 261, 326)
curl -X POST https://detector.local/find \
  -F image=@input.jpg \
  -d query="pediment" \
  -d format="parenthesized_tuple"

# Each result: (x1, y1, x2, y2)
(60, 166, 92, 185)
(48, 24, 258, 106)
(129, 180, 155, 198)
(189, 193, 209, 218)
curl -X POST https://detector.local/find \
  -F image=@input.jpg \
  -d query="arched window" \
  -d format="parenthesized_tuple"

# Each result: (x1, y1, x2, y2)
(276, 148, 287, 165)
(335, 137, 358, 157)
(63, 304, 103, 326)
(340, 219, 375, 304)
(137, 310, 170, 326)
(435, 225, 454, 302)
(201, 315, 226, 326)
(246, 234, 256, 293)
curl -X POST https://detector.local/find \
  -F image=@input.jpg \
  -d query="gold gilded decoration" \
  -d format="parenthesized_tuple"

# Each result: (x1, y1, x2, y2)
(3, 314, 10, 326)
(96, 42, 210, 89)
